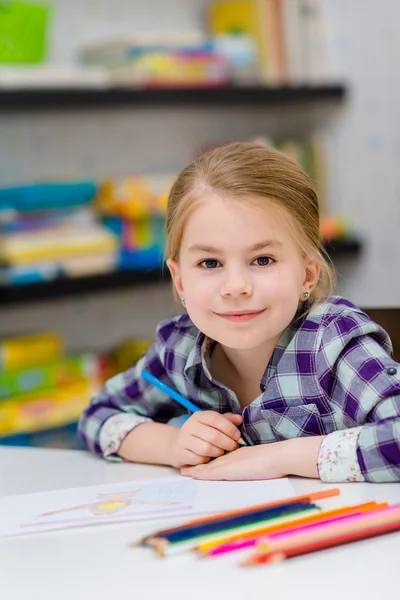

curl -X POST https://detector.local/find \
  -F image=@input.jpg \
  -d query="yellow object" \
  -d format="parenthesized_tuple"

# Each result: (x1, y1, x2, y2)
(209, 0, 269, 77)
(112, 338, 153, 372)
(0, 332, 63, 371)
(95, 175, 175, 219)
(0, 379, 96, 436)
(98, 501, 126, 512)
(0, 227, 117, 265)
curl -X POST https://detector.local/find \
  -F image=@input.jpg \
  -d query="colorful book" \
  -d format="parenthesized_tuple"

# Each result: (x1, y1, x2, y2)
(299, 0, 327, 81)
(0, 353, 100, 399)
(0, 379, 98, 437)
(208, 0, 328, 83)
(0, 332, 63, 372)
(0, 182, 97, 212)
(282, 0, 304, 82)
(208, 0, 270, 79)
(0, 224, 118, 265)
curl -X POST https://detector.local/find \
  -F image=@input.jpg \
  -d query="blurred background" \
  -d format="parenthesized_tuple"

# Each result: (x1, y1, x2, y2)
(0, 0, 399, 449)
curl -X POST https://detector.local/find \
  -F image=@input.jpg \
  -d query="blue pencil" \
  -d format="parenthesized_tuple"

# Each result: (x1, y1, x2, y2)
(141, 369, 246, 445)
(142, 370, 201, 413)
(147, 502, 317, 545)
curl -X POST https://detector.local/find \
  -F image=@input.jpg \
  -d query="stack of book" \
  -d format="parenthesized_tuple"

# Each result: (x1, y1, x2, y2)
(0, 331, 155, 448)
(80, 33, 231, 88)
(0, 181, 119, 285)
(94, 174, 174, 271)
(208, 0, 328, 84)
(0, 331, 103, 448)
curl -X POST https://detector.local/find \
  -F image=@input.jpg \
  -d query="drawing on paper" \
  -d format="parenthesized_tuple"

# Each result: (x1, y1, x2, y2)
(21, 479, 197, 528)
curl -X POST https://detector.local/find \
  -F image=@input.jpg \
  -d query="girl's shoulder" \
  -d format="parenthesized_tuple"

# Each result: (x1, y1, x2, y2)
(304, 295, 392, 352)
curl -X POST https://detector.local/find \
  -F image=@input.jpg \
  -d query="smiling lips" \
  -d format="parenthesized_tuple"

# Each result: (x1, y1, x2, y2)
(216, 309, 266, 322)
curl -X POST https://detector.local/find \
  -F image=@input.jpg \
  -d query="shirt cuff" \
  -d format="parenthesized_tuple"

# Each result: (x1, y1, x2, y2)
(99, 413, 152, 461)
(317, 427, 366, 483)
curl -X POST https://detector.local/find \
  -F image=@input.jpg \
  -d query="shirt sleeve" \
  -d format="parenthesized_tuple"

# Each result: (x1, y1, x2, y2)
(99, 413, 152, 461)
(316, 311, 400, 483)
(77, 318, 187, 459)
(317, 427, 365, 482)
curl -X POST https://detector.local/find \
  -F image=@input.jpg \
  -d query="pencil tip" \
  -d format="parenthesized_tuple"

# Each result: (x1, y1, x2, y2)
(240, 557, 254, 566)
(237, 437, 246, 446)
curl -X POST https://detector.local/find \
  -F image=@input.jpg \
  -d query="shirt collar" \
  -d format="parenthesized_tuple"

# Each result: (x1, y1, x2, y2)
(184, 328, 208, 375)
(263, 301, 310, 382)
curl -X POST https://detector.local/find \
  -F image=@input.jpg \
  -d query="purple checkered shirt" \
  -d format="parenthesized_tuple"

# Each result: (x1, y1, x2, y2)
(78, 296, 400, 483)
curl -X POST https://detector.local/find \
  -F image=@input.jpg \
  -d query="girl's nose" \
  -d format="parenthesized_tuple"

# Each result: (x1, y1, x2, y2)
(220, 269, 252, 298)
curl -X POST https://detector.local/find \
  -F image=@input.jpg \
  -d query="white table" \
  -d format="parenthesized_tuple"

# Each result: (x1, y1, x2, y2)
(0, 446, 399, 600)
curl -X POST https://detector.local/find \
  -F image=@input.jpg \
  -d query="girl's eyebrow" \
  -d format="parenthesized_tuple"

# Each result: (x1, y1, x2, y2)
(188, 240, 283, 253)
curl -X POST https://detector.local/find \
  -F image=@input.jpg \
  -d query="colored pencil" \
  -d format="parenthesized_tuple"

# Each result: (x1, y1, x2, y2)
(257, 504, 400, 551)
(146, 502, 316, 552)
(132, 487, 340, 547)
(242, 518, 400, 566)
(141, 369, 246, 445)
(153, 506, 319, 557)
(199, 502, 384, 557)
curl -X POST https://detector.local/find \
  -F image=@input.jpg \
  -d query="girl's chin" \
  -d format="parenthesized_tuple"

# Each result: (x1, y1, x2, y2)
(213, 333, 267, 350)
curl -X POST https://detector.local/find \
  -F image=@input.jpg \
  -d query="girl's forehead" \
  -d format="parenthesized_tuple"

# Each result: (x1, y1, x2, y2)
(183, 194, 290, 235)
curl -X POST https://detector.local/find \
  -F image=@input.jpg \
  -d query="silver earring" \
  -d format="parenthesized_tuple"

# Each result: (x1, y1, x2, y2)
(181, 298, 186, 307)
(303, 291, 309, 299)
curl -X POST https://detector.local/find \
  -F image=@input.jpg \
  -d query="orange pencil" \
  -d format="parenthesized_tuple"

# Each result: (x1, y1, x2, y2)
(198, 501, 384, 556)
(242, 519, 400, 566)
(132, 487, 340, 547)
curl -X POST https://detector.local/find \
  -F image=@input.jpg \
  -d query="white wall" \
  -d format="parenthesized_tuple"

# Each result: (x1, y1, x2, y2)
(322, 0, 400, 306)
(0, 0, 398, 351)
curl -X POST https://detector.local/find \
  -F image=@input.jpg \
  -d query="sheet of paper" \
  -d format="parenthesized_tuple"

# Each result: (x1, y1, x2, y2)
(0, 475, 294, 537)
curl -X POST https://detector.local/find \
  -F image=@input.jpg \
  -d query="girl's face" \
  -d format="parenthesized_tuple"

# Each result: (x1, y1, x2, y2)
(167, 194, 319, 351)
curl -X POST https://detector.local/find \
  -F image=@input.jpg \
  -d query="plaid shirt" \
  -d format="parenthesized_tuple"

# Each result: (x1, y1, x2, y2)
(78, 296, 400, 483)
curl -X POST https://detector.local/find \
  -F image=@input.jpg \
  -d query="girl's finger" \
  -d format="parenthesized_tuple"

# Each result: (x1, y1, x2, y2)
(195, 411, 243, 444)
(187, 435, 226, 458)
(192, 424, 239, 452)
(180, 449, 210, 466)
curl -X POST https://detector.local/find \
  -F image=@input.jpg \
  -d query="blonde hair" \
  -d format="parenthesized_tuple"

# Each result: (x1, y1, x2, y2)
(165, 141, 336, 309)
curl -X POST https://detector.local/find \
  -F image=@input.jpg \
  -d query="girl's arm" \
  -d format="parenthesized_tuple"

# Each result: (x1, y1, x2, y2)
(77, 316, 187, 461)
(313, 314, 400, 483)
(117, 422, 179, 465)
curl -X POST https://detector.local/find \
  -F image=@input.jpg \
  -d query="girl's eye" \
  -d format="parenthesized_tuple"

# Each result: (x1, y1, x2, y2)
(253, 256, 274, 267)
(199, 259, 221, 269)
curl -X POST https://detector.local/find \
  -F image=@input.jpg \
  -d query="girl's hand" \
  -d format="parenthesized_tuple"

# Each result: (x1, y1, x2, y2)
(168, 411, 243, 469)
(180, 444, 288, 480)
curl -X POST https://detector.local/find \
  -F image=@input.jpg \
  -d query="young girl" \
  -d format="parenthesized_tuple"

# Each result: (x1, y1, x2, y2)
(78, 142, 400, 484)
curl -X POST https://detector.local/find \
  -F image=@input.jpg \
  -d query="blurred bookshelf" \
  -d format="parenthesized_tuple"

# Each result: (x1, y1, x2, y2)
(0, 84, 346, 112)
(0, 1, 362, 451)
(0, 237, 362, 307)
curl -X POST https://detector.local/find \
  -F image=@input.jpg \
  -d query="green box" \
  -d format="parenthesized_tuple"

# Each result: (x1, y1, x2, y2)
(0, 2, 50, 63)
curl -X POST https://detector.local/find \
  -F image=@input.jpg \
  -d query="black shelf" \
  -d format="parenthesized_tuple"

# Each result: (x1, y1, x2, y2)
(324, 237, 362, 256)
(0, 238, 362, 306)
(0, 268, 166, 306)
(0, 84, 346, 112)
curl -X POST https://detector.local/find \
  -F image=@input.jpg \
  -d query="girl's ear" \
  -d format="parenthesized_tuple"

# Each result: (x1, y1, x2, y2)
(301, 260, 321, 298)
(166, 258, 184, 298)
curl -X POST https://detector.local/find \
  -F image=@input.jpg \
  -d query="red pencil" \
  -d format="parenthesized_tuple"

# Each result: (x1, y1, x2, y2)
(241, 519, 400, 566)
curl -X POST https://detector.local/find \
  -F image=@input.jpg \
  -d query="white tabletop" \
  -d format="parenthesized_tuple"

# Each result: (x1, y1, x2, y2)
(1, 446, 399, 600)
